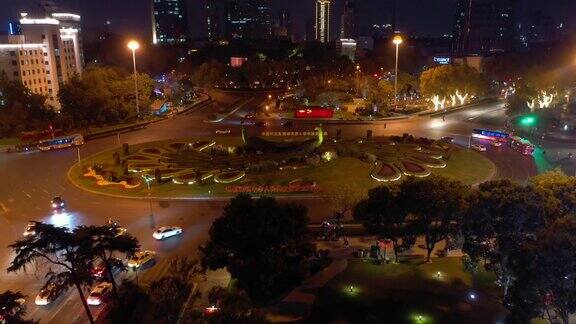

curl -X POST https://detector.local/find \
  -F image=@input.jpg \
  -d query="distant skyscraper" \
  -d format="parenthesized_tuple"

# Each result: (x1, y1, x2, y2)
(274, 9, 292, 40)
(207, 0, 225, 43)
(224, 0, 273, 40)
(340, 0, 357, 39)
(315, 0, 331, 43)
(152, 0, 188, 45)
(452, 0, 517, 55)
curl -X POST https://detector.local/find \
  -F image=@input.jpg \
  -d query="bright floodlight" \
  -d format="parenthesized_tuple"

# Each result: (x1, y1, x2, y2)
(127, 40, 140, 51)
(392, 35, 403, 46)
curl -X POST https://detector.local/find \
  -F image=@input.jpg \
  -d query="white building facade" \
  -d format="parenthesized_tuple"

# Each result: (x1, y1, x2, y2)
(315, 0, 331, 43)
(0, 12, 84, 109)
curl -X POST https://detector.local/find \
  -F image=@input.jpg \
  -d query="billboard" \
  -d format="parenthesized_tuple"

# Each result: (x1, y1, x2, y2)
(295, 107, 334, 118)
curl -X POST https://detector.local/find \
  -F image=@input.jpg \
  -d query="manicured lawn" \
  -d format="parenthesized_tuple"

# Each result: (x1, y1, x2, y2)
(308, 258, 507, 324)
(0, 138, 20, 146)
(434, 149, 496, 185)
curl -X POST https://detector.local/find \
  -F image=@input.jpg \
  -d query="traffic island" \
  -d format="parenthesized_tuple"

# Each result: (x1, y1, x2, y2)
(68, 130, 495, 199)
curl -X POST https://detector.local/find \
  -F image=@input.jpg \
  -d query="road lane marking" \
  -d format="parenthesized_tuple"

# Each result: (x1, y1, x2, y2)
(40, 188, 50, 195)
(0, 203, 8, 213)
(22, 191, 32, 198)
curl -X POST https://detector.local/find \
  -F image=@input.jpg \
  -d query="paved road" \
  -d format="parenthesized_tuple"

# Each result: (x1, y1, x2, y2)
(0, 94, 565, 323)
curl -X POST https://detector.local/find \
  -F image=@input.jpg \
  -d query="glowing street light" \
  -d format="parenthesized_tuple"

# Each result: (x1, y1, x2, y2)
(392, 35, 403, 108)
(127, 40, 140, 117)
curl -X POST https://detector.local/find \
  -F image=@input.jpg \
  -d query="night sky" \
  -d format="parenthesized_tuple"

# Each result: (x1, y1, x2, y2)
(0, 0, 575, 42)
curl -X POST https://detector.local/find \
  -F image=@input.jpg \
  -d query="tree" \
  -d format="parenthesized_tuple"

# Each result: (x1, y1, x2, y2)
(353, 186, 415, 262)
(0, 290, 35, 324)
(396, 176, 468, 262)
(0, 74, 53, 137)
(8, 222, 96, 323)
(462, 179, 558, 297)
(84, 225, 140, 304)
(420, 65, 487, 109)
(201, 194, 315, 300)
(530, 169, 576, 216)
(191, 60, 225, 87)
(368, 80, 394, 112)
(506, 217, 576, 324)
(59, 66, 154, 127)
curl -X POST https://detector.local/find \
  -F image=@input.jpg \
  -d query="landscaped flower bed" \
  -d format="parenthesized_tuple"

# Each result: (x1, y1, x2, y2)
(126, 155, 152, 161)
(409, 154, 447, 168)
(397, 160, 431, 177)
(191, 141, 215, 151)
(169, 142, 187, 151)
(288, 179, 317, 192)
(172, 171, 214, 185)
(84, 167, 141, 189)
(214, 170, 246, 183)
(128, 163, 165, 173)
(370, 162, 402, 182)
(141, 147, 163, 155)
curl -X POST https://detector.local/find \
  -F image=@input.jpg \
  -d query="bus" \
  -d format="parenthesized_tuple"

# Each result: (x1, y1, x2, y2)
(509, 136, 534, 156)
(472, 129, 509, 141)
(38, 134, 84, 151)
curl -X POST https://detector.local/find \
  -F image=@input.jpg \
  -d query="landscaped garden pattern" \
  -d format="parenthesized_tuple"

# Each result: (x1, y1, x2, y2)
(70, 130, 494, 197)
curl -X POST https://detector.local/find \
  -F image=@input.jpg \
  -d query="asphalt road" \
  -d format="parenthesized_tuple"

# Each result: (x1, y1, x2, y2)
(0, 93, 566, 323)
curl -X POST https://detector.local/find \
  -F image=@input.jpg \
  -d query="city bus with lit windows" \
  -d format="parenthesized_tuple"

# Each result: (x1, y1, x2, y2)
(509, 136, 534, 156)
(471, 129, 509, 141)
(38, 134, 84, 151)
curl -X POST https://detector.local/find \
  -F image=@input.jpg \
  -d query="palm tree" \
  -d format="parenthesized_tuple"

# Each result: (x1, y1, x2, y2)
(8, 222, 95, 324)
(82, 225, 140, 304)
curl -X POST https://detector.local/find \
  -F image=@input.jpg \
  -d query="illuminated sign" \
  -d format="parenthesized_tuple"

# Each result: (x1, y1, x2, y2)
(295, 106, 334, 118)
(433, 57, 451, 65)
(230, 57, 247, 68)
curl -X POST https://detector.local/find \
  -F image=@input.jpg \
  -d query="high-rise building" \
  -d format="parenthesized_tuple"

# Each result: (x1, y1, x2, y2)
(273, 9, 292, 40)
(207, 0, 225, 43)
(222, 0, 273, 41)
(152, 0, 188, 45)
(452, 0, 517, 55)
(0, 12, 84, 109)
(315, 0, 331, 43)
(340, 0, 357, 39)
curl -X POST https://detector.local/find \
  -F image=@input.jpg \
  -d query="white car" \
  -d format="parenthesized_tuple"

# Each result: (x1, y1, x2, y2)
(35, 282, 66, 306)
(23, 222, 36, 237)
(215, 129, 231, 134)
(87, 282, 112, 306)
(472, 144, 487, 152)
(153, 226, 183, 240)
(127, 250, 156, 269)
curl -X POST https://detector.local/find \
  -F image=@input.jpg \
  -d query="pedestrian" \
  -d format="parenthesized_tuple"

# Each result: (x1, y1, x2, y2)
(442, 115, 446, 122)
(343, 236, 349, 248)
(384, 123, 387, 129)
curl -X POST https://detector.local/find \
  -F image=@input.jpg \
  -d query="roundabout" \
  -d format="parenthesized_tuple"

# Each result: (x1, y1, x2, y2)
(68, 126, 496, 199)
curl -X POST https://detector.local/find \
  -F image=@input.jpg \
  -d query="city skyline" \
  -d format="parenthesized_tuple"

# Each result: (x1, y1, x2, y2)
(1, 0, 574, 42)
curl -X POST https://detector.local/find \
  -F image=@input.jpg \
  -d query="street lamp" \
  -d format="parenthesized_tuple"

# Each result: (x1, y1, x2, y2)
(127, 40, 140, 118)
(143, 173, 154, 218)
(392, 35, 403, 108)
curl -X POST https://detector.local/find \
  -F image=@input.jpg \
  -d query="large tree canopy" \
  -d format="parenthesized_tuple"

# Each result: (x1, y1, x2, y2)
(201, 194, 315, 300)
(58, 66, 154, 127)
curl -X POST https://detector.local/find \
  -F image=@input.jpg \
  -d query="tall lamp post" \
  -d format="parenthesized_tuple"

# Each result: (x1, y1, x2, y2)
(392, 35, 403, 108)
(127, 40, 140, 118)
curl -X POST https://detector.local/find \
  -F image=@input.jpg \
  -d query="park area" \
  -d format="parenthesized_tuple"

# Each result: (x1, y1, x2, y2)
(307, 257, 507, 324)
(68, 130, 495, 198)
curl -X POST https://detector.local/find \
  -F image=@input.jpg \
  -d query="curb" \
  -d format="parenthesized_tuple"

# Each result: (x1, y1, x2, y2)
(424, 98, 500, 118)
(280, 115, 410, 125)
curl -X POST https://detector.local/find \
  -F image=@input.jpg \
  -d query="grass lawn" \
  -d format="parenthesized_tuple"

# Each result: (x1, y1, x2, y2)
(69, 137, 494, 198)
(0, 138, 21, 146)
(308, 257, 507, 324)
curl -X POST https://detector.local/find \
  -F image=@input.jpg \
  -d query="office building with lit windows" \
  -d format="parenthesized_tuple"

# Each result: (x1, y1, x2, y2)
(452, 0, 516, 54)
(315, 0, 331, 43)
(152, 0, 188, 44)
(0, 12, 84, 109)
